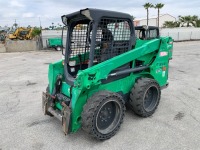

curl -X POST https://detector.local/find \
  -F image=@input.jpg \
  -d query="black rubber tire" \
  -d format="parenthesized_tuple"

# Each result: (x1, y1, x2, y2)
(129, 78, 161, 117)
(82, 91, 125, 140)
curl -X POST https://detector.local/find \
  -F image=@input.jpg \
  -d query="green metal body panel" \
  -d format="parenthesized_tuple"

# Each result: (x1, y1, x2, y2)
(47, 36, 172, 133)
(48, 60, 64, 94)
(48, 38, 63, 47)
(135, 33, 173, 60)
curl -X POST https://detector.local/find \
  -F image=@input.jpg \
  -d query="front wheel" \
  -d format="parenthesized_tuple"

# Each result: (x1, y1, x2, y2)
(82, 91, 125, 140)
(129, 78, 161, 117)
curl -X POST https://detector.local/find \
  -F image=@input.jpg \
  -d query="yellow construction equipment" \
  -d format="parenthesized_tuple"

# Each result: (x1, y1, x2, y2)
(8, 27, 33, 40)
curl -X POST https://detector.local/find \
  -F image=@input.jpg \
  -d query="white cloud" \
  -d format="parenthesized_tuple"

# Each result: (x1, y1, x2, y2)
(22, 13, 35, 18)
(0, 0, 199, 27)
(2, 12, 18, 18)
(10, 0, 25, 7)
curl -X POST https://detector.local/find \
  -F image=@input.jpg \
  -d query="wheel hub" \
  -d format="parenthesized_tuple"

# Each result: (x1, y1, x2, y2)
(96, 100, 122, 134)
(143, 86, 158, 112)
(99, 107, 112, 122)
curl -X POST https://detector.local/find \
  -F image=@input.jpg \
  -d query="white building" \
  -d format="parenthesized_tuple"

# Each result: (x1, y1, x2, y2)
(134, 14, 176, 27)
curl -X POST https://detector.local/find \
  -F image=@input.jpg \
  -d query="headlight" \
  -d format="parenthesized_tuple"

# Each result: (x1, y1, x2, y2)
(69, 60, 76, 66)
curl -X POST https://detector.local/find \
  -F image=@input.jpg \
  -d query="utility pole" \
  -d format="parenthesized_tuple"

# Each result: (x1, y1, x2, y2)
(39, 17, 42, 29)
(13, 19, 18, 29)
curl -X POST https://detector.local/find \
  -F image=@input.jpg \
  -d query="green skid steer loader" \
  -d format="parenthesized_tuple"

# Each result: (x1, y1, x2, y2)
(42, 8, 173, 140)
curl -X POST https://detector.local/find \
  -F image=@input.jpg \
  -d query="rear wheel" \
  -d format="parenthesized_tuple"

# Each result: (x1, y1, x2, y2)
(129, 78, 161, 117)
(82, 91, 125, 140)
(55, 46, 61, 51)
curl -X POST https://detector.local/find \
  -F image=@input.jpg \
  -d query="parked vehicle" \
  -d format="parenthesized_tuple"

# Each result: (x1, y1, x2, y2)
(8, 27, 33, 40)
(42, 8, 173, 140)
(47, 38, 63, 51)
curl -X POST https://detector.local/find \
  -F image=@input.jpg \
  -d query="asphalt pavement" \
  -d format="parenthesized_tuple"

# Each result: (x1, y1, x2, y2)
(0, 41, 200, 150)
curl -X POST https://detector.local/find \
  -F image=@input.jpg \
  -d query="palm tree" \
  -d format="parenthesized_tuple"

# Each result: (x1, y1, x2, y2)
(13, 19, 18, 29)
(131, 15, 135, 20)
(163, 21, 174, 28)
(178, 15, 185, 27)
(51, 22, 54, 30)
(191, 15, 199, 27)
(178, 15, 197, 27)
(163, 21, 180, 28)
(154, 3, 164, 27)
(196, 19, 200, 27)
(185, 16, 193, 27)
(143, 3, 154, 26)
(174, 21, 181, 27)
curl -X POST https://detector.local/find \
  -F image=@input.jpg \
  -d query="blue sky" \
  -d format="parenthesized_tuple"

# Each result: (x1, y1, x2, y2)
(0, 0, 200, 28)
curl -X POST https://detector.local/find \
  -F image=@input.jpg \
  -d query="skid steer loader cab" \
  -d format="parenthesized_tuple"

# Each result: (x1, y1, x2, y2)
(61, 8, 135, 84)
(135, 26, 159, 40)
(42, 8, 173, 140)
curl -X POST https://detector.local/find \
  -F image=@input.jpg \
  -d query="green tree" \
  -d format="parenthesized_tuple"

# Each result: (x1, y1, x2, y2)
(154, 3, 164, 27)
(191, 15, 199, 27)
(49, 22, 55, 30)
(163, 21, 180, 28)
(31, 27, 41, 37)
(143, 3, 154, 26)
(196, 19, 200, 27)
(178, 15, 197, 27)
(163, 21, 174, 28)
(58, 23, 62, 28)
(131, 15, 135, 20)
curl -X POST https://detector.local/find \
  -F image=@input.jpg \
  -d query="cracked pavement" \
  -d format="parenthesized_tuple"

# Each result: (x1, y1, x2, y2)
(0, 41, 200, 150)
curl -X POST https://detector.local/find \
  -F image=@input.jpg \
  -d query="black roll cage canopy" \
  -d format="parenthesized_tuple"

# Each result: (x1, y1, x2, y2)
(135, 26, 160, 40)
(61, 8, 135, 57)
(61, 8, 135, 85)
(61, 8, 134, 26)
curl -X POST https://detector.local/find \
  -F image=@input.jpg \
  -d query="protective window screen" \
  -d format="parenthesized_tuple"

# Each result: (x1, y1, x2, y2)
(95, 18, 131, 63)
(148, 29, 158, 39)
(135, 29, 145, 39)
(69, 23, 90, 61)
(135, 29, 140, 38)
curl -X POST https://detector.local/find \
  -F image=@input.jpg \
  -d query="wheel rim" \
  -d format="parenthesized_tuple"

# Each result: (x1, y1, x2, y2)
(56, 47, 61, 51)
(96, 99, 122, 135)
(143, 86, 159, 112)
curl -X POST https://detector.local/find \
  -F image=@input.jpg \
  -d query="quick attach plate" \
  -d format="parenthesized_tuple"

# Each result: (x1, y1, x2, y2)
(62, 102, 71, 135)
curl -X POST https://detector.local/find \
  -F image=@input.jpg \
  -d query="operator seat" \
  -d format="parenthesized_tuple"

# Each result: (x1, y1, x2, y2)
(100, 28, 114, 62)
